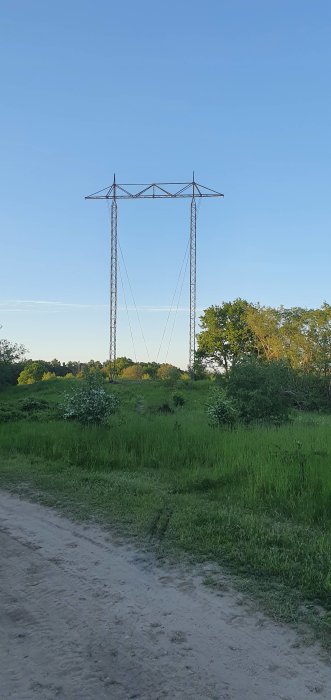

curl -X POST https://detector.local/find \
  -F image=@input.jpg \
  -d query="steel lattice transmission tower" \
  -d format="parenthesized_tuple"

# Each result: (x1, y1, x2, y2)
(110, 179, 117, 373)
(85, 175, 223, 379)
(189, 195, 197, 374)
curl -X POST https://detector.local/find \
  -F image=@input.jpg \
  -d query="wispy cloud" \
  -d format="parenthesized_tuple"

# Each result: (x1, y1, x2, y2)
(0, 300, 101, 313)
(0, 300, 192, 313)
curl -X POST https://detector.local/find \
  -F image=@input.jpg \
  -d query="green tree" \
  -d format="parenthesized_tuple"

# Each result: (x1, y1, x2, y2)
(157, 363, 181, 382)
(102, 357, 134, 379)
(121, 364, 144, 380)
(301, 303, 331, 376)
(245, 305, 284, 361)
(247, 304, 331, 374)
(17, 361, 48, 385)
(42, 371, 57, 381)
(65, 361, 81, 376)
(197, 299, 256, 374)
(139, 362, 160, 379)
(0, 331, 26, 387)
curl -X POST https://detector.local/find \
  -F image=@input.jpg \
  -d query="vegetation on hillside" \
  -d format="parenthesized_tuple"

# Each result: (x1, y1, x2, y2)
(0, 377, 331, 643)
(1, 300, 331, 641)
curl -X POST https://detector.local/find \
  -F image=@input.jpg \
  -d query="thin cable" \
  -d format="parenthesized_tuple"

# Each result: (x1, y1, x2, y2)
(165, 248, 190, 363)
(118, 241, 151, 362)
(107, 201, 147, 362)
(156, 237, 190, 362)
(165, 202, 200, 363)
(118, 259, 137, 363)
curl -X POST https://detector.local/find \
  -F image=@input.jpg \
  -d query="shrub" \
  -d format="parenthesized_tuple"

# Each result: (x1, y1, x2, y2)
(172, 392, 185, 408)
(227, 358, 291, 423)
(134, 394, 146, 413)
(19, 398, 49, 412)
(284, 372, 331, 412)
(121, 364, 144, 380)
(42, 372, 57, 381)
(62, 373, 119, 425)
(157, 402, 174, 414)
(157, 364, 181, 383)
(0, 403, 23, 423)
(206, 388, 238, 427)
(0, 398, 52, 423)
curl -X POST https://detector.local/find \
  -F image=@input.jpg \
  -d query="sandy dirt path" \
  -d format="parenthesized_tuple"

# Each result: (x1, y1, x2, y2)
(0, 490, 330, 700)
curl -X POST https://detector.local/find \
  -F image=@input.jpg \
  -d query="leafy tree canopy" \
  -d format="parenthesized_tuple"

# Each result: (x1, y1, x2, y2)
(197, 299, 256, 373)
(121, 364, 145, 380)
(0, 329, 26, 387)
(157, 363, 181, 382)
(17, 361, 48, 385)
(198, 300, 331, 377)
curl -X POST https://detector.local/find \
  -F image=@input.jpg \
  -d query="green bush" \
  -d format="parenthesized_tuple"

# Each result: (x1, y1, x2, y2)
(62, 373, 119, 425)
(206, 388, 238, 427)
(0, 403, 23, 423)
(157, 402, 174, 414)
(227, 359, 291, 423)
(0, 398, 56, 423)
(19, 398, 49, 412)
(284, 372, 331, 411)
(172, 392, 185, 408)
(42, 372, 57, 381)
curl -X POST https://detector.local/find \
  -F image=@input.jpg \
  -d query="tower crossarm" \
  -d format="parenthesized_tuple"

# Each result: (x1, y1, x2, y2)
(85, 181, 224, 200)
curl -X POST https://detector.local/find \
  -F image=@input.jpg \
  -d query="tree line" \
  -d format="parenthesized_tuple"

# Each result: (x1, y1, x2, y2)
(0, 346, 186, 386)
(197, 299, 331, 376)
(1, 298, 331, 390)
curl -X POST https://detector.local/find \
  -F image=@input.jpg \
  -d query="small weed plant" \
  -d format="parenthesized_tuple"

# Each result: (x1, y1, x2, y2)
(206, 388, 238, 427)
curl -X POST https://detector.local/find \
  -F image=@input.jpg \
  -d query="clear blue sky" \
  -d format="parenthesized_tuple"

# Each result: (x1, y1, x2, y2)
(1, 0, 330, 369)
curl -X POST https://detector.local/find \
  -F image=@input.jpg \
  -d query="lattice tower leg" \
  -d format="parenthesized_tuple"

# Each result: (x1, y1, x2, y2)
(189, 197, 197, 377)
(110, 199, 118, 380)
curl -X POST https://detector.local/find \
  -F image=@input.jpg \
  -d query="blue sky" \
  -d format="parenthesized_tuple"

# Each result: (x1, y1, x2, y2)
(1, 0, 330, 369)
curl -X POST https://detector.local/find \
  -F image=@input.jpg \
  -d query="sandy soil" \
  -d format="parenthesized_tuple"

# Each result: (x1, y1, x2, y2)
(0, 490, 330, 699)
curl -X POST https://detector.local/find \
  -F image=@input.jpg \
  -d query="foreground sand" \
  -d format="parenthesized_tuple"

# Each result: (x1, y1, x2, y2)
(0, 489, 330, 699)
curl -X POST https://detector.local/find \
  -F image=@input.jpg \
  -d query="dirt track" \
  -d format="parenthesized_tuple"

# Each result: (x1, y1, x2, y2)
(0, 490, 330, 699)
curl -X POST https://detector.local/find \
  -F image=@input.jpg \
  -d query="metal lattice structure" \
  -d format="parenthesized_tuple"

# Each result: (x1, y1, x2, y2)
(86, 175, 223, 379)
(110, 185, 117, 375)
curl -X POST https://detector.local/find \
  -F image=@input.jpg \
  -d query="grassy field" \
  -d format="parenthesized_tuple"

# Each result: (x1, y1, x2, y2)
(1, 378, 331, 640)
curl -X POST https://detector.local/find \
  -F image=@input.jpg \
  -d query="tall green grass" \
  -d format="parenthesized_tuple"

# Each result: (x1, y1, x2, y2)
(0, 380, 331, 622)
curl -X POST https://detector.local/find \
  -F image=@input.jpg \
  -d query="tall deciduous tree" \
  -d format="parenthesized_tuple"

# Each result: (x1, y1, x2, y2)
(157, 363, 181, 382)
(17, 361, 48, 385)
(245, 305, 284, 362)
(121, 364, 144, 380)
(0, 329, 26, 387)
(198, 301, 331, 376)
(197, 299, 256, 373)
